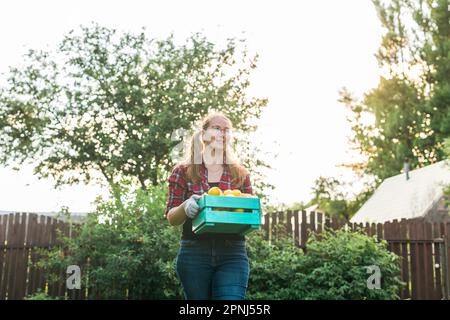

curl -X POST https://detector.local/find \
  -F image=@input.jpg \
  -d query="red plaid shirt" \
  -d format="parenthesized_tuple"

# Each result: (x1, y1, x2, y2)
(164, 162, 253, 217)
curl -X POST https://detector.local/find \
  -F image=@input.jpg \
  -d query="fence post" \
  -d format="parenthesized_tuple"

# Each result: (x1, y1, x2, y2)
(300, 210, 307, 250)
(263, 213, 270, 241)
(294, 210, 300, 247)
(436, 238, 449, 300)
(271, 212, 278, 243)
(0, 214, 8, 299)
(316, 213, 323, 241)
(286, 210, 293, 242)
(442, 238, 449, 300)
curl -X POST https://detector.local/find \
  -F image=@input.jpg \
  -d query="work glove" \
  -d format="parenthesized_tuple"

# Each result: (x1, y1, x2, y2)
(183, 194, 202, 219)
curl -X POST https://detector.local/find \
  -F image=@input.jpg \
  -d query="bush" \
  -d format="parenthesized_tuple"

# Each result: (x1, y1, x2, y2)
(24, 289, 61, 300)
(246, 228, 305, 300)
(247, 227, 405, 300)
(298, 229, 405, 299)
(37, 181, 184, 299)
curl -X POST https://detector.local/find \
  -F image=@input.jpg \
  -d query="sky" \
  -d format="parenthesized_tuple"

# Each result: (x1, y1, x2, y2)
(0, 0, 385, 213)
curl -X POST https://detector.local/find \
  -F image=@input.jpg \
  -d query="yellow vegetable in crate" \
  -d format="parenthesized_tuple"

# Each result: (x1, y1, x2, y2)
(205, 187, 252, 212)
(207, 187, 222, 196)
(234, 193, 254, 211)
(206, 187, 224, 211)
(223, 189, 234, 196)
(231, 189, 242, 196)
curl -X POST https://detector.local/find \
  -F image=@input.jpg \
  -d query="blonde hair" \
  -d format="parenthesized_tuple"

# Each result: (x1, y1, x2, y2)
(177, 111, 249, 187)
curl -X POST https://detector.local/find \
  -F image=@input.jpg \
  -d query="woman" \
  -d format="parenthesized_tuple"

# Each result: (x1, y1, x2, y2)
(164, 111, 253, 300)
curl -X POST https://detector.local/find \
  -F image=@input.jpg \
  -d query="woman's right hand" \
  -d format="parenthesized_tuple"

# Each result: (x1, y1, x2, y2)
(183, 194, 202, 219)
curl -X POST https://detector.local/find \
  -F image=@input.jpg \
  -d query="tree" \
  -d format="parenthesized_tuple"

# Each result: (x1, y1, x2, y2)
(339, 76, 430, 180)
(0, 23, 269, 197)
(307, 176, 377, 222)
(339, 0, 450, 181)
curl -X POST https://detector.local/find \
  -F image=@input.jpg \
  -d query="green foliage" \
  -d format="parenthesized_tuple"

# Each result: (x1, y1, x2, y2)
(340, 77, 430, 180)
(263, 201, 306, 214)
(0, 23, 268, 193)
(246, 229, 305, 300)
(307, 176, 378, 221)
(24, 289, 61, 300)
(298, 229, 405, 300)
(444, 137, 450, 159)
(37, 182, 184, 299)
(246, 228, 404, 300)
(339, 0, 450, 181)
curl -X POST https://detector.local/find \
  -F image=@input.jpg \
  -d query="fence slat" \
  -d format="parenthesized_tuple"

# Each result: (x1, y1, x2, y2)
(26, 214, 38, 297)
(58, 221, 70, 298)
(391, 220, 401, 255)
(294, 211, 300, 246)
(423, 222, 434, 300)
(0, 214, 9, 299)
(415, 220, 426, 299)
(271, 212, 278, 242)
(263, 214, 270, 241)
(364, 222, 371, 236)
(6, 213, 21, 299)
(433, 222, 443, 300)
(35, 215, 47, 293)
(399, 219, 410, 299)
(377, 222, 383, 240)
(12, 213, 28, 300)
(369, 223, 376, 237)
(278, 212, 285, 238)
(286, 210, 293, 241)
(47, 218, 60, 298)
(310, 212, 316, 235)
(317, 213, 323, 234)
(300, 211, 307, 249)
(410, 222, 421, 300)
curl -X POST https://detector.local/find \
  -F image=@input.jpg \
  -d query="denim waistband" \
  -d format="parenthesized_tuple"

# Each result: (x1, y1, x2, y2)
(180, 238, 246, 247)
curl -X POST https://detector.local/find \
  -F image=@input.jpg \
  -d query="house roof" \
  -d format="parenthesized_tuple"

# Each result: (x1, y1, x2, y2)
(351, 160, 450, 224)
(0, 162, 110, 215)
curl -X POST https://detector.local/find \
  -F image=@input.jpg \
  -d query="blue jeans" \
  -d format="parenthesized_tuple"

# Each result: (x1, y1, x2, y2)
(176, 238, 250, 300)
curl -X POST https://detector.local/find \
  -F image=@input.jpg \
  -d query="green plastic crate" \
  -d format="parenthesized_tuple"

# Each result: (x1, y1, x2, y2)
(192, 194, 261, 235)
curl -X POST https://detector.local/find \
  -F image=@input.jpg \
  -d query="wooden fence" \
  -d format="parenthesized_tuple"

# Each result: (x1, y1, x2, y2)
(0, 212, 84, 300)
(262, 210, 450, 300)
(1, 211, 450, 300)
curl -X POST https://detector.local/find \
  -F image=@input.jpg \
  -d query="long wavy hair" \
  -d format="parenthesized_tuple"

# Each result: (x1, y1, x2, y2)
(177, 111, 249, 187)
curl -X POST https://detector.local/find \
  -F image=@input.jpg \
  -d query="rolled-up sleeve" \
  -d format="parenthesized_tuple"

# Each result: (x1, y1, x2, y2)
(164, 165, 187, 218)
